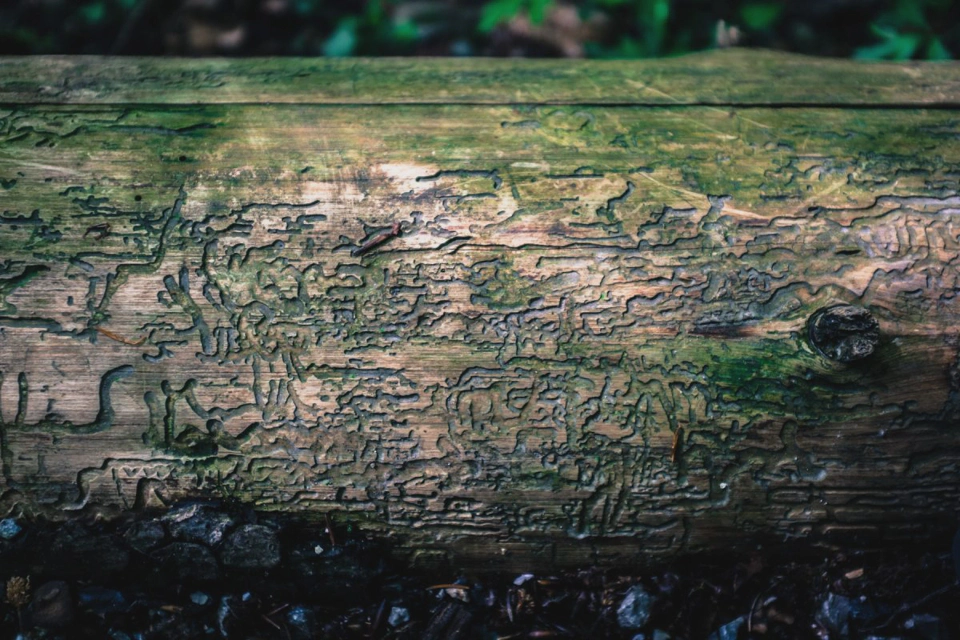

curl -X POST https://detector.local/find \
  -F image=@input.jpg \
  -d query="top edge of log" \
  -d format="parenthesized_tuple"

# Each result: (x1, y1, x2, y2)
(0, 49, 958, 106)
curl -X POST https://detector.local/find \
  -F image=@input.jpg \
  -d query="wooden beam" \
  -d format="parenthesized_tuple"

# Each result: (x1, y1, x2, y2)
(1, 52, 959, 568)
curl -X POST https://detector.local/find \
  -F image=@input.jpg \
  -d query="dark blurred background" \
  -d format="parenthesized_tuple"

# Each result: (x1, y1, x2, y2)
(0, 0, 958, 59)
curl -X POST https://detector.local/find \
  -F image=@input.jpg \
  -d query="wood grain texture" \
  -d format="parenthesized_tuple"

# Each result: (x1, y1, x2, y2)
(1, 52, 960, 568)
(1, 50, 960, 105)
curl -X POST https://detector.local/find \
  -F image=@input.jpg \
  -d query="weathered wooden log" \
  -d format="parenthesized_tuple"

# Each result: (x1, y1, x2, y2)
(1, 51, 960, 569)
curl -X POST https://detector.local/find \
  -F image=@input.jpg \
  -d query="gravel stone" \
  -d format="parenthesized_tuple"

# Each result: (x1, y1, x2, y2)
(388, 606, 410, 627)
(0, 518, 21, 539)
(219, 524, 281, 569)
(152, 542, 220, 583)
(123, 520, 166, 553)
(164, 503, 235, 546)
(617, 585, 654, 629)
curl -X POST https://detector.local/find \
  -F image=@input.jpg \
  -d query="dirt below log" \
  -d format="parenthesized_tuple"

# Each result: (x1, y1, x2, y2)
(0, 500, 956, 639)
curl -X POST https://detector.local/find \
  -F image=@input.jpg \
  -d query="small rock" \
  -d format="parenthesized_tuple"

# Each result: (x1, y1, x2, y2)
(78, 586, 127, 615)
(904, 613, 944, 640)
(816, 592, 886, 638)
(123, 520, 166, 553)
(152, 542, 220, 583)
(708, 617, 745, 640)
(28, 580, 74, 630)
(818, 593, 856, 637)
(164, 503, 234, 546)
(190, 592, 210, 606)
(219, 524, 281, 569)
(617, 584, 654, 629)
(652, 631, 671, 640)
(444, 585, 470, 603)
(388, 606, 410, 627)
(48, 523, 130, 576)
(286, 606, 320, 640)
(0, 518, 21, 539)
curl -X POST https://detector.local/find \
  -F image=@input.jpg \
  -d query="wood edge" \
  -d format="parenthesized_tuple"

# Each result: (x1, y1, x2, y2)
(0, 49, 958, 106)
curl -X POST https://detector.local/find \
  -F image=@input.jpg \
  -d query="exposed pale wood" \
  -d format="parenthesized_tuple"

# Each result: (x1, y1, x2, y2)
(1, 52, 960, 568)
(1, 50, 960, 106)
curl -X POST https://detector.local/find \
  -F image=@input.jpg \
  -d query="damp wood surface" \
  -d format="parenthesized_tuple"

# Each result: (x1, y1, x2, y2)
(1, 51, 960, 569)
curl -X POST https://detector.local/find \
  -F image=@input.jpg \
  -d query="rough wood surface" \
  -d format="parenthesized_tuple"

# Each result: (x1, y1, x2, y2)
(1, 51, 960, 568)
(2, 50, 960, 105)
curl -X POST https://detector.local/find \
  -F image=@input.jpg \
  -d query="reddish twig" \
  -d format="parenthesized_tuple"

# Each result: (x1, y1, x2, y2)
(261, 614, 281, 631)
(369, 599, 386, 639)
(426, 584, 470, 590)
(671, 427, 684, 465)
(352, 222, 402, 257)
(95, 326, 147, 346)
(324, 512, 337, 547)
(83, 223, 111, 240)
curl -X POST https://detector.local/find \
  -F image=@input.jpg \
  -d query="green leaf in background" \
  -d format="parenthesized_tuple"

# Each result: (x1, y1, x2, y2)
(638, 0, 670, 56)
(652, 0, 670, 25)
(294, 0, 321, 16)
(393, 19, 420, 43)
(611, 36, 646, 58)
(740, 2, 783, 30)
(79, 2, 106, 24)
(323, 17, 358, 57)
(478, 0, 525, 32)
(365, 0, 386, 25)
(528, 0, 554, 25)
(889, 0, 930, 31)
(1, 0, 957, 61)
(478, 0, 554, 32)
(854, 25, 920, 60)
(927, 37, 953, 60)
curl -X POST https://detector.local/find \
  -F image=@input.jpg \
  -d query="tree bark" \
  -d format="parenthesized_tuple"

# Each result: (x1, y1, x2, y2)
(1, 51, 959, 568)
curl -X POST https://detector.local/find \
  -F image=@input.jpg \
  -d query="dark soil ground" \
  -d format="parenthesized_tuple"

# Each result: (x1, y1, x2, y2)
(0, 501, 957, 639)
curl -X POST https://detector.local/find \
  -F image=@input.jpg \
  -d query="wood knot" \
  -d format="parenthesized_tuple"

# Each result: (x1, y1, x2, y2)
(808, 304, 879, 363)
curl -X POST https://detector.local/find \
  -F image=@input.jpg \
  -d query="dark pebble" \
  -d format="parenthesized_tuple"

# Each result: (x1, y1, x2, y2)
(286, 606, 321, 640)
(220, 524, 281, 569)
(78, 585, 127, 615)
(123, 520, 166, 553)
(28, 580, 74, 630)
(164, 503, 235, 546)
(48, 523, 130, 577)
(152, 542, 220, 583)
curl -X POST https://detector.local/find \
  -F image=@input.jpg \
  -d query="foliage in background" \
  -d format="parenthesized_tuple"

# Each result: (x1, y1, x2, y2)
(853, 0, 956, 59)
(0, 0, 957, 59)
